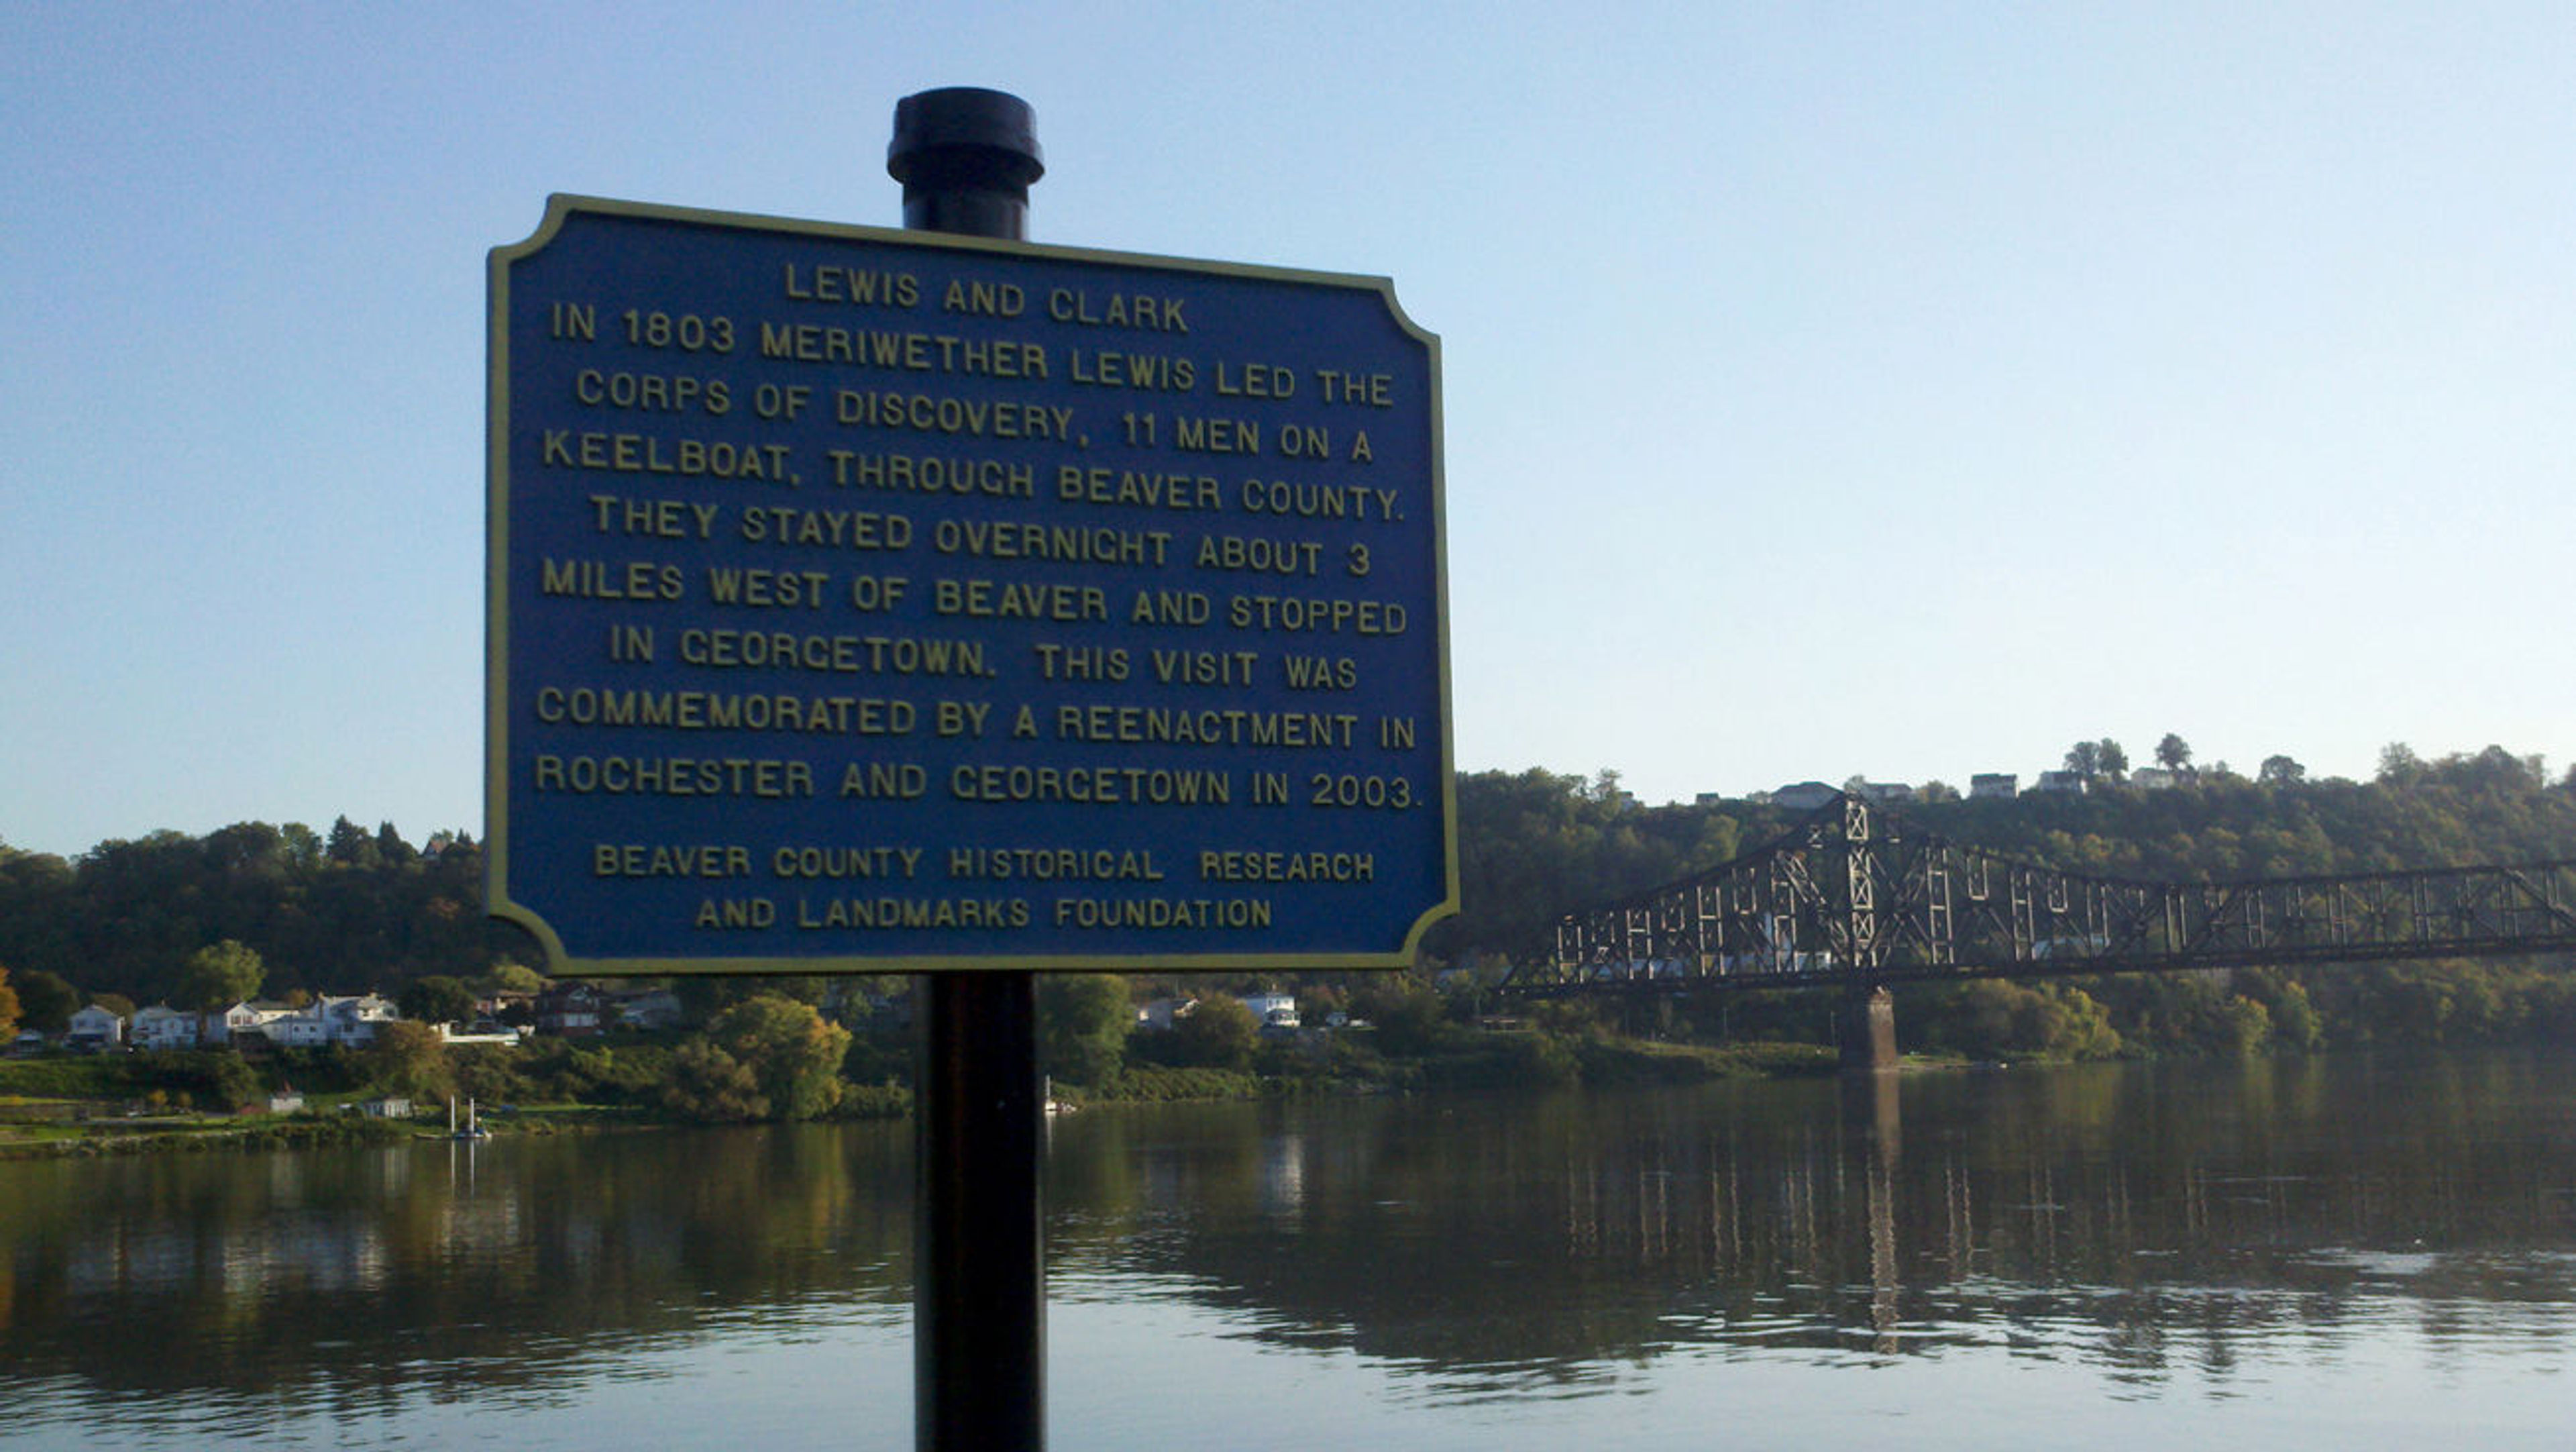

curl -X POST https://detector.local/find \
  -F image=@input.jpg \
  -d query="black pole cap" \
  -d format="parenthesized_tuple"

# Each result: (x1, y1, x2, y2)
(888, 88, 1043, 238)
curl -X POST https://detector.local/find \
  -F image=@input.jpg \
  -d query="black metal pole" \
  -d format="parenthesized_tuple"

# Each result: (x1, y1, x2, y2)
(892, 87, 1049, 1452)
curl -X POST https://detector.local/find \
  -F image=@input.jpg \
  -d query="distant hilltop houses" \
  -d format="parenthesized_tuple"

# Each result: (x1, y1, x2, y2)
(26, 993, 539, 1057)
(50, 994, 509, 1054)
(127, 995, 401, 1052)
(13, 983, 702, 1058)
(1136, 991, 1303, 1033)
(1728, 766, 2192, 812)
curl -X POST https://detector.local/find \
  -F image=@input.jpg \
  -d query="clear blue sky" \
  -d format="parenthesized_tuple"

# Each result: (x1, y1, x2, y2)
(5, 2, 2571, 859)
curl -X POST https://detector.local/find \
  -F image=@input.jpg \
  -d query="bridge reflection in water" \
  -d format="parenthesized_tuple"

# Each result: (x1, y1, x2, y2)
(1092, 1051, 2576, 1403)
(1517, 793, 2576, 1066)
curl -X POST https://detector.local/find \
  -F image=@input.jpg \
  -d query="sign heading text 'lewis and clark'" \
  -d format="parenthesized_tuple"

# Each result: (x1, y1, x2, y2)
(488, 197, 1454, 974)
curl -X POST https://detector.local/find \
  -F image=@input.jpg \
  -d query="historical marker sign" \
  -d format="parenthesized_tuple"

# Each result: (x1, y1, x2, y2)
(488, 196, 1453, 973)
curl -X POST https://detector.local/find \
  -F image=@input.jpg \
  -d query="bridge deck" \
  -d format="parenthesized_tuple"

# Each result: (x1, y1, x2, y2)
(1513, 796, 2576, 996)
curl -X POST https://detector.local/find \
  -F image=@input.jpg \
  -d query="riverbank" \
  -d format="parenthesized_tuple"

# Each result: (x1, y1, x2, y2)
(0, 1029, 1851, 1157)
(0, 1096, 675, 1159)
(0, 1106, 418, 1159)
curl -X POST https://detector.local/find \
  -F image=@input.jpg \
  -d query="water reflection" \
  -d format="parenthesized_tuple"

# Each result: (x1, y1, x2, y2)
(0, 1125, 917, 1422)
(2, 1051, 2573, 1435)
(1047, 1051, 2576, 1401)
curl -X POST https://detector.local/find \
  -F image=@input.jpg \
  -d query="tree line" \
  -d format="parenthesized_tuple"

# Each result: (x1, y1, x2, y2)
(1424, 742, 2576, 1060)
(5, 742, 2574, 1077)
(0, 817, 513, 1022)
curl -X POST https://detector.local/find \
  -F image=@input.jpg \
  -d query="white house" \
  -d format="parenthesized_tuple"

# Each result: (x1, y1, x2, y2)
(120, 994, 401, 1053)
(266, 1005, 335, 1049)
(223, 1000, 297, 1047)
(131, 1005, 202, 1050)
(1970, 773, 2019, 800)
(317, 994, 398, 1047)
(435, 1023, 531, 1047)
(67, 1004, 125, 1049)
(2032, 770, 2088, 794)
(1240, 992, 1299, 1031)
(264, 994, 400, 1049)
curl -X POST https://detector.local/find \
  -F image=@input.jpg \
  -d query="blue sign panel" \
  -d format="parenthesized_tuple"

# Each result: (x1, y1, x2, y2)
(488, 197, 1453, 973)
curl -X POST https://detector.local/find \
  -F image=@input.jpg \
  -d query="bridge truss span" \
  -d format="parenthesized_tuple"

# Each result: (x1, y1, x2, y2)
(1517, 795, 2576, 996)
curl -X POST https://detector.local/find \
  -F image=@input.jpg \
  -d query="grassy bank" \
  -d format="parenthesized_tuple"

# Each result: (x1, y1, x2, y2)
(1057, 1029, 1841, 1106)
(0, 1024, 1846, 1155)
(0, 1106, 423, 1159)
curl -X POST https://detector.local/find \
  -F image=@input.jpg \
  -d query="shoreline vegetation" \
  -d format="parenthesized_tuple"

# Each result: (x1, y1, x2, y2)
(7, 747, 2576, 1157)
(0, 1024, 1850, 1160)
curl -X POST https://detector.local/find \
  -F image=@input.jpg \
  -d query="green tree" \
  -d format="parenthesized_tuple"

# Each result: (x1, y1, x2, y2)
(2376, 742, 2426, 786)
(1353, 976, 1446, 1055)
(203, 1052, 260, 1110)
(279, 821, 324, 870)
(1037, 974, 1130, 1088)
(397, 975, 480, 1028)
(1171, 992, 1260, 1070)
(11, 969, 80, 1035)
(2096, 739, 2131, 784)
(2259, 754, 2307, 786)
(364, 1020, 455, 1100)
(1296, 981, 1348, 1027)
(486, 961, 545, 995)
(1927, 980, 2121, 1060)
(2155, 733, 2193, 774)
(2221, 995, 2274, 1055)
(325, 815, 380, 868)
(2267, 981, 2324, 1051)
(2047, 984, 2125, 1059)
(702, 994, 851, 1121)
(663, 1038, 767, 1121)
(176, 939, 264, 1040)
(0, 966, 19, 1039)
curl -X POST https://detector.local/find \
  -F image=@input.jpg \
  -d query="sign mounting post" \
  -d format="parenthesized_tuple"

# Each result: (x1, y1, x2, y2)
(486, 85, 1452, 1452)
(890, 87, 1049, 1452)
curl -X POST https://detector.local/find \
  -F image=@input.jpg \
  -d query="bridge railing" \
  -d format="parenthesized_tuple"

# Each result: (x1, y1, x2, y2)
(1517, 795, 2576, 995)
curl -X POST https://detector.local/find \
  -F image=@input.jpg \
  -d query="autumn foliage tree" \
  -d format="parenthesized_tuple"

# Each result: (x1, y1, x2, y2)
(663, 994, 851, 1122)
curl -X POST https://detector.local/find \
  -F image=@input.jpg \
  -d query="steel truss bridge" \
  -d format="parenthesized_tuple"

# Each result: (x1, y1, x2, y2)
(1507, 794, 2576, 998)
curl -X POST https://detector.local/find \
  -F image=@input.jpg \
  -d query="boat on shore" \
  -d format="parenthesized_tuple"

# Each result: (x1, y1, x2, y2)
(437, 1097, 491, 1141)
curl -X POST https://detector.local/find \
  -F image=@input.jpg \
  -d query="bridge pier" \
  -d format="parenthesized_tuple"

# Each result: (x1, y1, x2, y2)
(1837, 986, 1899, 1073)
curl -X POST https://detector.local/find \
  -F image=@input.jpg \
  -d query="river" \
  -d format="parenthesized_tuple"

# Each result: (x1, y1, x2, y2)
(2, 1049, 2571, 1449)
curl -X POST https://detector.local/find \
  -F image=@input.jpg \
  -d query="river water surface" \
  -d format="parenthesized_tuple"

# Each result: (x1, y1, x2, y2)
(3, 1049, 2572, 1449)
